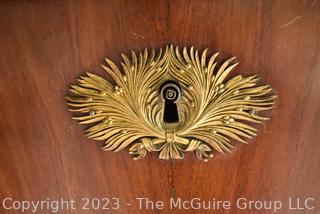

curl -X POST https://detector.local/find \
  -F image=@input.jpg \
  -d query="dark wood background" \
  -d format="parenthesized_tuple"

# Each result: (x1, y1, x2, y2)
(0, 0, 319, 213)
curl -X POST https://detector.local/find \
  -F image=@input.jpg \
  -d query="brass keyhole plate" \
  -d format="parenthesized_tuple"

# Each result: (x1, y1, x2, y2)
(66, 46, 276, 161)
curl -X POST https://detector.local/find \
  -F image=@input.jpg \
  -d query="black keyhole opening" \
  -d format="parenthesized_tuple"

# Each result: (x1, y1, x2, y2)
(160, 80, 182, 124)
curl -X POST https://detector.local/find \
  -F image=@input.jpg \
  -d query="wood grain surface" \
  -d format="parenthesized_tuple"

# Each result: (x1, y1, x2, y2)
(0, 0, 319, 213)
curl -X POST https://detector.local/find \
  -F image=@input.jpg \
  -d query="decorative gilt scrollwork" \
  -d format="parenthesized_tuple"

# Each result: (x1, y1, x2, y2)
(66, 46, 276, 161)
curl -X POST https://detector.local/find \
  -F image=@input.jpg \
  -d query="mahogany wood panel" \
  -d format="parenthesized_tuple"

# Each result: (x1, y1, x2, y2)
(0, 0, 319, 213)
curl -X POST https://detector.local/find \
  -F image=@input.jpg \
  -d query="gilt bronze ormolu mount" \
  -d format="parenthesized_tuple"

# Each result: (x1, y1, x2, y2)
(66, 46, 276, 161)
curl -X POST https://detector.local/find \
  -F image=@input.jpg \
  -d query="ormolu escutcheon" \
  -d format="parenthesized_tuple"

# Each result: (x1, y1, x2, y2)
(66, 46, 276, 161)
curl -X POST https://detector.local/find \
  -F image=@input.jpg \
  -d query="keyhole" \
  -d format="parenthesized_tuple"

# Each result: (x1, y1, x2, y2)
(160, 81, 182, 124)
